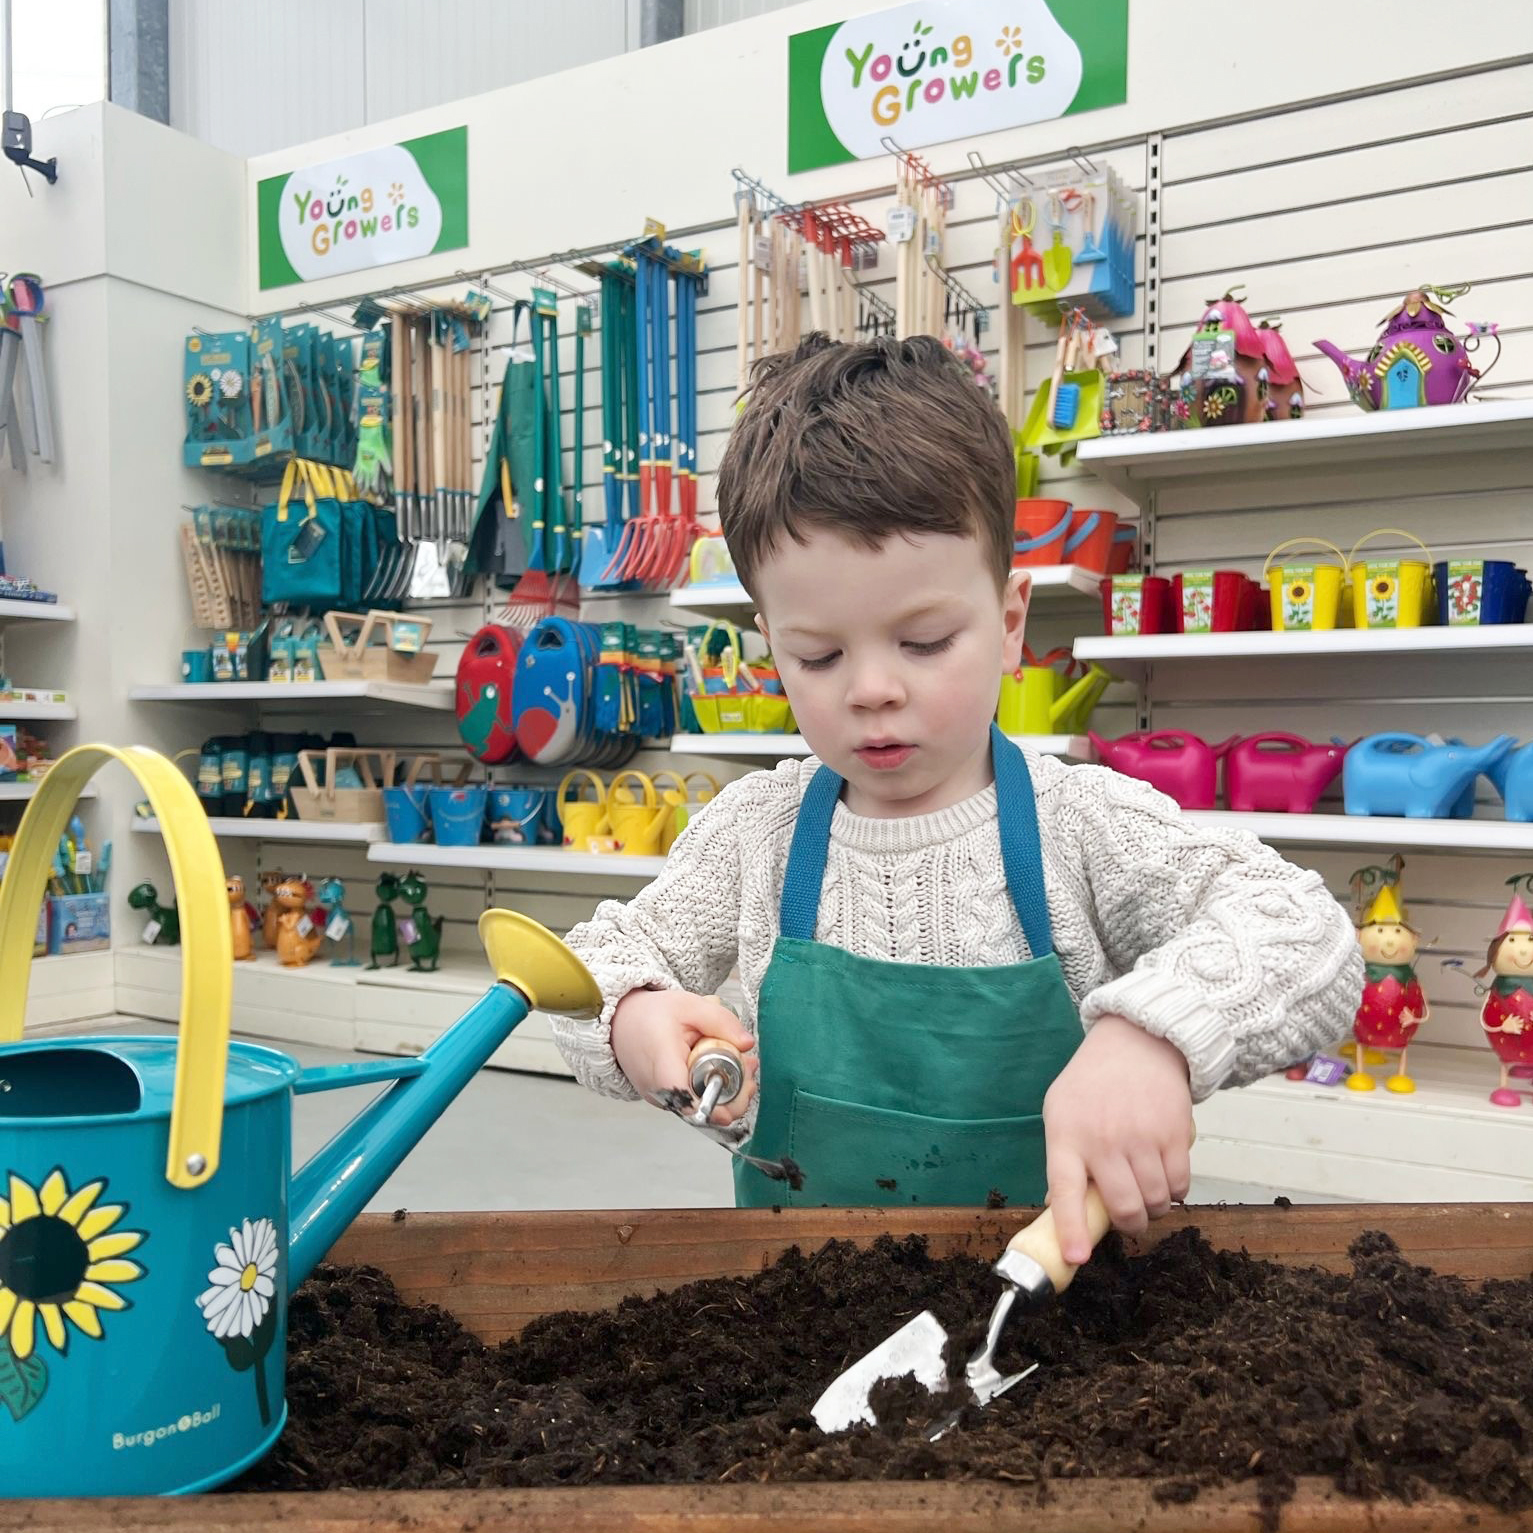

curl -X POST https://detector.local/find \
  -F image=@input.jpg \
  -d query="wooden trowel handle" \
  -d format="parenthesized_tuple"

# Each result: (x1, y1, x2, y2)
(1006, 1123, 1197, 1296)
(687, 1037, 742, 1074)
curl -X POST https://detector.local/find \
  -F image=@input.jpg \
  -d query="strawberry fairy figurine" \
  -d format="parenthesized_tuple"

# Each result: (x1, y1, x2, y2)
(1478, 876, 1533, 1109)
(1343, 859, 1427, 1094)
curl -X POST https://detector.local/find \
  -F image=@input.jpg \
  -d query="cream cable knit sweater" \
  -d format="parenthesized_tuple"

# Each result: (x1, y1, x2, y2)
(550, 750, 1362, 1119)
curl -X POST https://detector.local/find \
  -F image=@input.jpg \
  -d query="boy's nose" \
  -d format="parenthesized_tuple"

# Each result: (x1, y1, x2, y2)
(844, 659, 906, 711)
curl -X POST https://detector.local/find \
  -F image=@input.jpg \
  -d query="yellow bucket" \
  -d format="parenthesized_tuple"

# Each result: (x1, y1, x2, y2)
(556, 768, 611, 851)
(1349, 529, 1434, 629)
(1263, 538, 1346, 631)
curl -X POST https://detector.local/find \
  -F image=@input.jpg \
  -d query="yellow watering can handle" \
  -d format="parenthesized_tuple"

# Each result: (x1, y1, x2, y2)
(555, 768, 607, 823)
(682, 770, 721, 800)
(1348, 528, 1434, 567)
(1261, 537, 1346, 582)
(0, 745, 232, 1190)
(648, 769, 690, 804)
(608, 770, 657, 808)
(696, 620, 743, 691)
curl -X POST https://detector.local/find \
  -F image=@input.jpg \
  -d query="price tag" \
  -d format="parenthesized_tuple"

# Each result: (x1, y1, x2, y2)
(391, 620, 425, 654)
(397, 916, 419, 945)
(326, 911, 351, 941)
(142, 919, 162, 945)
(886, 205, 917, 243)
(296, 914, 315, 939)
(754, 235, 772, 269)
(73, 850, 93, 877)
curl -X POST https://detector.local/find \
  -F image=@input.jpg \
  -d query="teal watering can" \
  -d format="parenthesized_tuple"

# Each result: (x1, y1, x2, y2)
(0, 745, 601, 1496)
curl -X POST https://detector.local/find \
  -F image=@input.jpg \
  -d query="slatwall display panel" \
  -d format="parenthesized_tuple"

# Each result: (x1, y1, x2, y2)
(1157, 62, 1533, 422)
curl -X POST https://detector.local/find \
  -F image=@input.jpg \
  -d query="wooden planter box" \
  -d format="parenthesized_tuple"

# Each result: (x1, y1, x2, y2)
(8, 1204, 1533, 1531)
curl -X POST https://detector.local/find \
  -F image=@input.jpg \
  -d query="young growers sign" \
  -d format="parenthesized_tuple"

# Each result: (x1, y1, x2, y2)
(788, 0, 1127, 173)
(257, 126, 469, 290)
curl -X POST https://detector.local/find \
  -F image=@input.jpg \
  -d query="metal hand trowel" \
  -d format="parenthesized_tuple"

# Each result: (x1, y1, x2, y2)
(814, 1128, 1195, 1438)
(812, 1190, 1108, 1437)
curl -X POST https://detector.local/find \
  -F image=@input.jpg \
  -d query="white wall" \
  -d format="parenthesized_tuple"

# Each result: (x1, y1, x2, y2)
(0, 103, 253, 920)
(168, 0, 639, 158)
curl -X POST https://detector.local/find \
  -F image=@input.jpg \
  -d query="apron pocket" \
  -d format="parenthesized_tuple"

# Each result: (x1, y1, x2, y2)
(786, 1088, 1046, 1208)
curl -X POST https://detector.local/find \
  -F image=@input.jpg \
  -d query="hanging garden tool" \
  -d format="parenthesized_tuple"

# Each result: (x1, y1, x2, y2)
(7, 275, 54, 464)
(603, 224, 706, 590)
(469, 301, 534, 589)
(579, 262, 638, 590)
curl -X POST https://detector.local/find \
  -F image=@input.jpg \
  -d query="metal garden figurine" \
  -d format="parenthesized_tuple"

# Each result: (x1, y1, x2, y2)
(315, 875, 360, 967)
(127, 881, 180, 945)
(368, 871, 401, 970)
(397, 869, 444, 973)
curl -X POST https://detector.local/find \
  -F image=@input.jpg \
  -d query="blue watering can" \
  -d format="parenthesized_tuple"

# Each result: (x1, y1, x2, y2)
(0, 745, 601, 1496)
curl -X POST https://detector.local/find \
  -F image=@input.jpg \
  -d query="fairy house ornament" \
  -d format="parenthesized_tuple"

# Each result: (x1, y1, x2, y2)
(1166, 291, 1304, 428)
(1345, 870, 1428, 1095)
(1478, 878, 1533, 1109)
(1314, 284, 1501, 411)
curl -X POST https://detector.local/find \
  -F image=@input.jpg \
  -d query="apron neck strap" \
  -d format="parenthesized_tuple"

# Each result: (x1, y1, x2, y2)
(778, 724, 1055, 958)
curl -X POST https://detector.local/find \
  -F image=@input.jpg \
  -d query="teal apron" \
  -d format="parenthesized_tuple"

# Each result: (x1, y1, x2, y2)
(735, 725, 1083, 1208)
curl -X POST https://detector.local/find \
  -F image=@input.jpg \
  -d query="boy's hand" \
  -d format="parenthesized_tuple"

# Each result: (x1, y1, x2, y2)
(610, 988, 759, 1126)
(1041, 1014, 1194, 1265)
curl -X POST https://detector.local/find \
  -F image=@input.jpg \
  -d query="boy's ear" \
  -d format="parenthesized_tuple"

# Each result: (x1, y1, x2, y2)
(754, 613, 770, 646)
(1001, 570, 1031, 672)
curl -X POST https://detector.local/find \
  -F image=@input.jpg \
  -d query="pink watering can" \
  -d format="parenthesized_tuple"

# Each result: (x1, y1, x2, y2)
(1223, 734, 1349, 814)
(1088, 730, 1236, 810)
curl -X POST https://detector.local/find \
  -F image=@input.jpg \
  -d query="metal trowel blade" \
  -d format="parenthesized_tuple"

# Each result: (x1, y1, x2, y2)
(811, 1310, 950, 1433)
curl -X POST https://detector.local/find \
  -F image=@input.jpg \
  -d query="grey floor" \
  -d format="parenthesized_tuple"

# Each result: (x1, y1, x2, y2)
(81, 1019, 1312, 1211)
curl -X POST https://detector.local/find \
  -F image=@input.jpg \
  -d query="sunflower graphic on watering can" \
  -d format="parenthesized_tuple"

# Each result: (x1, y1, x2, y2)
(0, 744, 602, 1496)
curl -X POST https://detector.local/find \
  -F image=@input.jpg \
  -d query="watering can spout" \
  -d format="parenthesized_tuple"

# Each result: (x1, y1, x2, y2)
(1313, 338, 1363, 382)
(286, 910, 601, 1289)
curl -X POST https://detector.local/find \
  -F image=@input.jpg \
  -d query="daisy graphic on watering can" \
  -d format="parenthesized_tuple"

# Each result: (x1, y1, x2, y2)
(0, 743, 603, 1495)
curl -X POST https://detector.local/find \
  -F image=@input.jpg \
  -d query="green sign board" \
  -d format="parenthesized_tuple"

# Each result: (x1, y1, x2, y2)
(788, 0, 1127, 174)
(257, 126, 469, 290)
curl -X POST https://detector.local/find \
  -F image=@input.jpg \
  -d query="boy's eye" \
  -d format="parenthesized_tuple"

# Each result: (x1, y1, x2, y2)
(905, 634, 957, 656)
(797, 651, 841, 671)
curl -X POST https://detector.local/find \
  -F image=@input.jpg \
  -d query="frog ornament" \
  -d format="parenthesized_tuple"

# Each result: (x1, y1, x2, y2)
(1478, 887, 1533, 1109)
(1344, 882, 1427, 1094)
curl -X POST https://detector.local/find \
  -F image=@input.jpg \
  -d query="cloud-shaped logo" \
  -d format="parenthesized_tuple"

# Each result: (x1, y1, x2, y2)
(821, 0, 1083, 161)
(278, 143, 443, 283)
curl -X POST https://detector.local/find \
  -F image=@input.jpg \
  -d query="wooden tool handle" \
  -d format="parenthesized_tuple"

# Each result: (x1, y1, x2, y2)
(1006, 1123, 1197, 1295)
(687, 1037, 742, 1073)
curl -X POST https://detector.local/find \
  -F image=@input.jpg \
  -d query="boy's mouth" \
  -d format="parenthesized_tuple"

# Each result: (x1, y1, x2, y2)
(855, 741, 914, 770)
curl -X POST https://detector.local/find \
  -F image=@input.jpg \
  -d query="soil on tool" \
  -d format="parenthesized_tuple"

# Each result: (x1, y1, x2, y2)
(243, 1228, 1533, 1525)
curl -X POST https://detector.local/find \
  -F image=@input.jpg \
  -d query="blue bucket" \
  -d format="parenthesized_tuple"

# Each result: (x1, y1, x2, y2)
(1435, 560, 1528, 625)
(383, 785, 430, 843)
(488, 787, 546, 845)
(428, 785, 488, 847)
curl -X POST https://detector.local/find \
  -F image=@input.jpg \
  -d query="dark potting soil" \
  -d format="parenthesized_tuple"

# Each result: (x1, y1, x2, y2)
(240, 1226, 1533, 1524)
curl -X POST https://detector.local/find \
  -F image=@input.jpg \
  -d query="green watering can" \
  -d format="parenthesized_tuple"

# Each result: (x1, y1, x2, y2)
(0, 745, 601, 1496)
(997, 647, 1113, 737)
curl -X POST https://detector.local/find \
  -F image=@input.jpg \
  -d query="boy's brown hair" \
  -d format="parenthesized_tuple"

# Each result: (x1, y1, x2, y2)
(715, 333, 1014, 596)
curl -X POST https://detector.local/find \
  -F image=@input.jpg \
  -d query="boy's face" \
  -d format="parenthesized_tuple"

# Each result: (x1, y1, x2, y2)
(755, 529, 1028, 817)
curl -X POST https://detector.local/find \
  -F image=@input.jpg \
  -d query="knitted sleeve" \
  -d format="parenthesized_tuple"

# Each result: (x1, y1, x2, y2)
(1054, 764, 1362, 1100)
(547, 764, 791, 1101)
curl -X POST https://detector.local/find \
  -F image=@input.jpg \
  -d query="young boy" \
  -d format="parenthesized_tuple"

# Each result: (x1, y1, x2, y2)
(551, 334, 1361, 1261)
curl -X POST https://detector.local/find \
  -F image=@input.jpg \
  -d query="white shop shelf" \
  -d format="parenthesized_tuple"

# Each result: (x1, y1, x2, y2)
(367, 842, 667, 878)
(133, 815, 386, 845)
(127, 679, 453, 710)
(0, 781, 96, 801)
(0, 598, 73, 623)
(1077, 397, 1533, 505)
(668, 564, 1102, 617)
(114, 944, 571, 1078)
(671, 733, 1090, 761)
(1194, 1043, 1533, 1203)
(0, 700, 75, 720)
(1075, 624, 1533, 676)
(1185, 810, 1533, 854)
